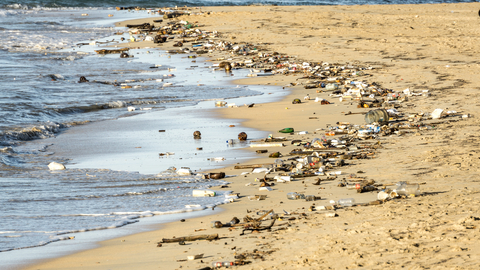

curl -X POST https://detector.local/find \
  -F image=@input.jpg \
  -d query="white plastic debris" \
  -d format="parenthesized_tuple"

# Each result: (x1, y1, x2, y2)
(249, 143, 284, 148)
(252, 168, 270, 173)
(48, 162, 66, 171)
(177, 168, 192, 175)
(192, 189, 216, 197)
(274, 176, 291, 182)
(225, 194, 239, 200)
(187, 254, 204, 260)
(325, 212, 337, 218)
(431, 108, 444, 119)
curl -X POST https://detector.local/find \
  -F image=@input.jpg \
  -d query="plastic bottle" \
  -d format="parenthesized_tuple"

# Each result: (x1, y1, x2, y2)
(394, 182, 420, 196)
(364, 109, 389, 125)
(345, 184, 357, 190)
(212, 262, 234, 268)
(287, 192, 305, 200)
(212, 262, 224, 268)
(325, 83, 338, 90)
(223, 261, 234, 267)
(337, 198, 355, 207)
(305, 195, 320, 201)
(192, 190, 216, 197)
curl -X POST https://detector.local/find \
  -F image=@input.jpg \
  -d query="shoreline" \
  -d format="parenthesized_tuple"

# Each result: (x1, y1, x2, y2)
(6, 40, 288, 270)
(22, 3, 480, 270)
(5, 11, 290, 269)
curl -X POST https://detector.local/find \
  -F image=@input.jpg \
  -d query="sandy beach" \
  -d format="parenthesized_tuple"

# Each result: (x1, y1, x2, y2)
(23, 3, 480, 270)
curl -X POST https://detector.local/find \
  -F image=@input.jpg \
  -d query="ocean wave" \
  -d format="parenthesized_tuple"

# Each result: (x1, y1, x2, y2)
(52, 196, 235, 236)
(1, 2, 109, 10)
(0, 154, 23, 167)
(0, 146, 14, 153)
(2, 3, 29, 10)
(43, 99, 164, 116)
(0, 234, 75, 252)
(0, 7, 30, 17)
(3, 122, 64, 142)
(0, 192, 234, 252)
(49, 102, 125, 115)
(63, 213, 110, 217)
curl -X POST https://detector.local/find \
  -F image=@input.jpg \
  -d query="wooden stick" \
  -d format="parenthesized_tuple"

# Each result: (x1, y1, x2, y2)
(94, 48, 129, 54)
(383, 181, 427, 186)
(343, 111, 367, 115)
(255, 209, 273, 222)
(241, 219, 276, 235)
(291, 173, 319, 178)
(160, 233, 218, 243)
(234, 164, 272, 169)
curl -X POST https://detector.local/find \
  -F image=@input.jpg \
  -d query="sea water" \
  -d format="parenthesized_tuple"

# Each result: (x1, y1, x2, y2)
(0, 0, 474, 267)
(0, 4, 272, 258)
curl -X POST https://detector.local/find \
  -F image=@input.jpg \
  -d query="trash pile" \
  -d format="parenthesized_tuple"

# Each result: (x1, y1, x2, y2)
(241, 103, 468, 205)
(113, 3, 473, 216)
(108, 7, 475, 268)
(232, 87, 470, 210)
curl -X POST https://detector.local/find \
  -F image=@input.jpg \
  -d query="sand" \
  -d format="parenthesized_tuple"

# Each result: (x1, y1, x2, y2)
(23, 3, 480, 270)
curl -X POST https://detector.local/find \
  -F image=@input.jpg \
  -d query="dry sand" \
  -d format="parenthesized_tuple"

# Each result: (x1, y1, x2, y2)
(24, 3, 480, 270)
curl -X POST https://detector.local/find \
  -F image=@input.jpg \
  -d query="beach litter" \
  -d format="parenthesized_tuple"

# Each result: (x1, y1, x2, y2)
(187, 253, 204, 260)
(94, 48, 129, 54)
(204, 172, 226, 179)
(159, 233, 219, 244)
(248, 195, 267, 201)
(176, 167, 192, 175)
(81, 8, 474, 269)
(249, 143, 285, 148)
(192, 189, 216, 197)
(238, 132, 248, 141)
(48, 162, 66, 171)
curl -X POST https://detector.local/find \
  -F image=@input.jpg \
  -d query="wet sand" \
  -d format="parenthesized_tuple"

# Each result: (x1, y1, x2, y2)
(23, 3, 480, 270)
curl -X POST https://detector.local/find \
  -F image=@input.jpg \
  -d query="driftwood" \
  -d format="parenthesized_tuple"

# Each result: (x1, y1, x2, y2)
(234, 164, 272, 169)
(290, 173, 319, 178)
(241, 219, 276, 236)
(116, 6, 137, 10)
(343, 111, 367, 115)
(94, 48, 129, 54)
(383, 181, 427, 187)
(290, 149, 346, 154)
(160, 233, 218, 243)
(91, 80, 120, 86)
(244, 209, 273, 223)
(125, 22, 151, 29)
(163, 12, 184, 19)
(264, 138, 288, 142)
